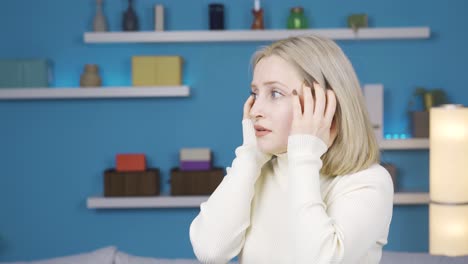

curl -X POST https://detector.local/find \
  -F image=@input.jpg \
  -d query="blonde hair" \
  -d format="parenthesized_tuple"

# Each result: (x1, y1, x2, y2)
(251, 34, 380, 177)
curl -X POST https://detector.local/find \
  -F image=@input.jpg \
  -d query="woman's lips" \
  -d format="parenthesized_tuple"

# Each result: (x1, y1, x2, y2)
(255, 130, 271, 137)
(254, 124, 272, 137)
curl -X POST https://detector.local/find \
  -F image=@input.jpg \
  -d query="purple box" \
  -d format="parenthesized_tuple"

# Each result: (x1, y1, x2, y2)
(180, 161, 211, 171)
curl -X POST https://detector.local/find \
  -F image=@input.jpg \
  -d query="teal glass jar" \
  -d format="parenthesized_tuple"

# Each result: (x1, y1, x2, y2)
(287, 7, 308, 29)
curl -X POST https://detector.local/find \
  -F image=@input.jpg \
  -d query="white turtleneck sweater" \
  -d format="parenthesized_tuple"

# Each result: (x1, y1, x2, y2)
(190, 120, 394, 264)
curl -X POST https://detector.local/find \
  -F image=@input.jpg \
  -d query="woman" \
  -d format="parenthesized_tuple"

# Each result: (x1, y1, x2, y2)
(189, 34, 394, 264)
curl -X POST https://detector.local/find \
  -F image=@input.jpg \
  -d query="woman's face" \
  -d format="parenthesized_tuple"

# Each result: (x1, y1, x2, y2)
(250, 55, 305, 155)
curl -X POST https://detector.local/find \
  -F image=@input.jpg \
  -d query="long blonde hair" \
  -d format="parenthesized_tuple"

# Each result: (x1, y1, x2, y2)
(251, 34, 380, 177)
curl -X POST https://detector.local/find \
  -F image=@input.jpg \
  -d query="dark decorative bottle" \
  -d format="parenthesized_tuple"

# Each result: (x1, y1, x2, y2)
(209, 4, 224, 30)
(122, 0, 139, 31)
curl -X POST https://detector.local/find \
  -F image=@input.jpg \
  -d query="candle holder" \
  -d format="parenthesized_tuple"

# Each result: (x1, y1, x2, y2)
(251, 8, 264, 30)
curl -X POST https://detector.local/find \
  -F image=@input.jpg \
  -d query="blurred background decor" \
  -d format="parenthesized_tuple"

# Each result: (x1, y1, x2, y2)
(409, 87, 448, 137)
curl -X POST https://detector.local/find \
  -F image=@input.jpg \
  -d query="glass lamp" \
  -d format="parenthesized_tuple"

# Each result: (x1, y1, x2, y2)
(430, 104, 468, 256)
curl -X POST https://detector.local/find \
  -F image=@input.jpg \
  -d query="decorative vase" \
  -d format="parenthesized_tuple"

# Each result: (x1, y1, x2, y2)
(287, 7, 308, 29)
(209, 3, 224, 30)
(122, 0, 139, 31)
(80, 64, 102, 87)
(93, 0, 108, 32)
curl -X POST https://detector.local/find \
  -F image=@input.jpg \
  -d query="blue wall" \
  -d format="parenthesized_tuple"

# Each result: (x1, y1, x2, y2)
(1, 0, 467, 261)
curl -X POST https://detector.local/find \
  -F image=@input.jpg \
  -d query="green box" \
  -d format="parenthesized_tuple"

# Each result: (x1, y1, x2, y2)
(0, 59, 52, 88)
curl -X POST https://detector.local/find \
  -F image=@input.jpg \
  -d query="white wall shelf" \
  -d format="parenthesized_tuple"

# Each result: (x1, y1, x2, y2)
(379, 138, 429, 150)
(87, 196, 208, 209)
(393, 192, 430, 205)
(0, 86, 190, 100)
(87, 192, 430, 209)
(84, 27, 430, 43)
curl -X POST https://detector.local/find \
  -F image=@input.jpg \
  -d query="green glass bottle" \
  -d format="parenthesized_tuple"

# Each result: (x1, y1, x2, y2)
(287, 7, 308, 29)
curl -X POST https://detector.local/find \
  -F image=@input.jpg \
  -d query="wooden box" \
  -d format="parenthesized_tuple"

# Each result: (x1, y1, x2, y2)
(411, 111, 429, 138)
(104, 168, 160, 197)
(170, 167, 224, 196)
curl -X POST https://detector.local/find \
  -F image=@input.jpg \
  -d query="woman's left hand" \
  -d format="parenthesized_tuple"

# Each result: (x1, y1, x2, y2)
(290, 82, 337, 147)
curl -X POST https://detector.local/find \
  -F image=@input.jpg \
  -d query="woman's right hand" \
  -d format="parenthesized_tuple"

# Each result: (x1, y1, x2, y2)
(241, 95, 272, 165)
(242, 95, 257, 146)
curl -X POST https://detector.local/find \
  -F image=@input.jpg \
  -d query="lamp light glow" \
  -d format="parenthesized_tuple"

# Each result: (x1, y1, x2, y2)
(430, 104, 468, 256)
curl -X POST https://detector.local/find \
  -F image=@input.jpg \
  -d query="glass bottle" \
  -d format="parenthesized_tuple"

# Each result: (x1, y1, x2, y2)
(287, 7, 308, 29)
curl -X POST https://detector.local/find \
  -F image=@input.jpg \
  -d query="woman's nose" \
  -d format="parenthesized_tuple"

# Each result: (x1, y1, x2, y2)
(249, 97, 266, 119)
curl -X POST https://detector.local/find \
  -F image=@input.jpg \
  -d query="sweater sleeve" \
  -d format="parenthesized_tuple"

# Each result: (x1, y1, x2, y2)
(189, 120, 270, 264)
(287, 134, 394, 264)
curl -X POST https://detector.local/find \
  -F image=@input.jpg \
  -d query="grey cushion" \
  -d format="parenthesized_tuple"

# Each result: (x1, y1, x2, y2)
(0, 246, 116, 264)
(381, 251, 468, 264)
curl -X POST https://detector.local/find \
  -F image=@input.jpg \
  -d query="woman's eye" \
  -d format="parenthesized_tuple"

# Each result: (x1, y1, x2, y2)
(272, 91, 283, 98)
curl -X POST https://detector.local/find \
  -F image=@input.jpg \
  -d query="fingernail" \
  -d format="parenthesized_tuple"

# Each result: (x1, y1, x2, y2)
(292, 89, 297, 95)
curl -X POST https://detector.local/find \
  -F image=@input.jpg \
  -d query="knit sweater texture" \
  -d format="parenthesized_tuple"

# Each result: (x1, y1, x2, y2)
(190, 120, 394, 264)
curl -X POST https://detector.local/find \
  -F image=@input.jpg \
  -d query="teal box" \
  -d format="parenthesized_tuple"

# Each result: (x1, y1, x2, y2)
(0, 59, 52, 88)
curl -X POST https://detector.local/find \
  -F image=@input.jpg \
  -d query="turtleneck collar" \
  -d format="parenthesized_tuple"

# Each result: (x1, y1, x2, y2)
(273, 151, 289, 175)
(269, 152, 290, 190)
(270, 151, 326, 190)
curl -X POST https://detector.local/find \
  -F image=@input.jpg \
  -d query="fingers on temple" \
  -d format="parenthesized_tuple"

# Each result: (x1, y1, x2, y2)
(313, 82, 326, 117)
(291, 89, 302, 120)
(302, 82, 314, 117)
